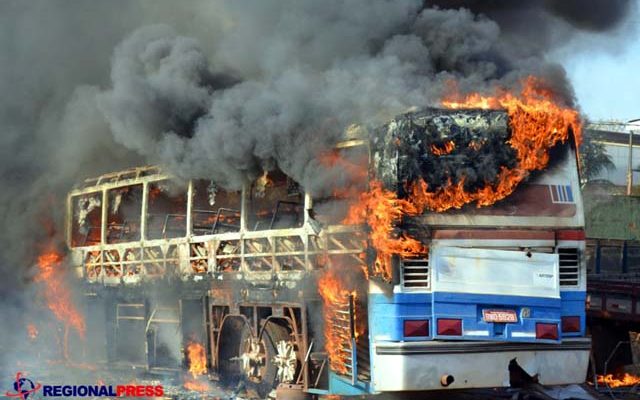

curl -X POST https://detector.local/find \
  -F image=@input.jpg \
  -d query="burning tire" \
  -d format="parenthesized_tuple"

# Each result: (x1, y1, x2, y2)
(239, 322, 299, 398)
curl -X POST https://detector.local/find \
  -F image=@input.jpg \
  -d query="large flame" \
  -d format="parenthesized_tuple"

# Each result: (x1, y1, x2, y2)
(415, 76, 582, 212)
(597, 373, 640, 388)
(186, 341, 207, 378)
(318, 268, 364, 374)
(36, 247, 86, 359)
(344, 181, 427, 280)
(343, 76, 581, 280)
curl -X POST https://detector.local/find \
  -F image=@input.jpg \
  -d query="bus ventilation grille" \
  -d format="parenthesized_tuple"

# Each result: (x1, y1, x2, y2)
(401, 259, 430, 290)
(558, 248, 579, 287)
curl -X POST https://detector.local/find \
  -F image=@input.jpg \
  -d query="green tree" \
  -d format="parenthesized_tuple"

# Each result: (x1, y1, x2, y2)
(579, 133, 615, 183)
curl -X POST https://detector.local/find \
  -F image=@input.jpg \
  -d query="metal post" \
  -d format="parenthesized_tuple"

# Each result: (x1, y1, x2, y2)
(186, 180, 193, 237)
(595, 240, 601, 275)
(622, 241, 629, 274)
(140, 182, 148, 241)
(627, 130, 634, 195)
(348, 294, 357, 385)
(626, 118, 640, 195)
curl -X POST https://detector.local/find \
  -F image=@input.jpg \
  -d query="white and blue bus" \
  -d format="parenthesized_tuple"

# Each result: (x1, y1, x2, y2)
(67, 108, 589, 398)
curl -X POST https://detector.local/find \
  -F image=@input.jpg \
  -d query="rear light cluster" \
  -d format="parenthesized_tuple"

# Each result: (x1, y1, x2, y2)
(404, 320, 429, 337)
(535, 323, 559, 340)
(561, 316, 581, 333)
(437, 319, 462, 336)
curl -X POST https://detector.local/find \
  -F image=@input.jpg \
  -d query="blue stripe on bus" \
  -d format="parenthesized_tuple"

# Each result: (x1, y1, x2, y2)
(566, 185, 574, 202)
(369, 290, 586, 342)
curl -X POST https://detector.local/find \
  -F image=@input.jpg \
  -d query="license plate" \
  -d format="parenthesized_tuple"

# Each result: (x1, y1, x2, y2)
(482, 309, 518, 323)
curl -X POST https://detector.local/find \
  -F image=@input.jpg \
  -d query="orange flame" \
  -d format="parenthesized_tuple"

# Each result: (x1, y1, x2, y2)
(36, 247, 86, 359)
(183, 379, 209, 392)
(421, 76, 582, 212)
(186, 341, 207, 378)
(342, 76, 580, 281)
(597, 373, 640, 388)
(318, 269, 355, 374)
(344, 181, 427, 280)
(27, 324, 38, 340)
(430, 140, 455, 156)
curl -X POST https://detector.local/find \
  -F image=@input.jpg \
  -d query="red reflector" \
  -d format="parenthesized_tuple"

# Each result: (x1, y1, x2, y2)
(404, 320, 429, 337)
(437, 319, 462, 336)
(561, 316, 580, 333)
(536, 323, 559, 340)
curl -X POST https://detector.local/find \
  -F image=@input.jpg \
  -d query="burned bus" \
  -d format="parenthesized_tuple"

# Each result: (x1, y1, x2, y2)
(66, 108, 590, 398)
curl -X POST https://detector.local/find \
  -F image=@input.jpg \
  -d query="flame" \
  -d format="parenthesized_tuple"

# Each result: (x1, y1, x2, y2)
(597, 373, 640, 388)
(186, 341, 207, 378)
(255, 170, 273, 198)
(27, 324, 38, 340)
(183, 341, 209, 392)
(344, 181, 427, 280)
(318, 269, 355, 374)
(421, 76, 582, 212)
(183, 379, 209, 392)
(317, 267, 367, 375)
(36, 247, 86, 359)
(430, 140, 455, 156)
(341, 76, 580, 281)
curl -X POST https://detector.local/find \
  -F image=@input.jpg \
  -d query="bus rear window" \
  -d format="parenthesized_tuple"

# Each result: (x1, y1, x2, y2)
(71, 192, 102, 247)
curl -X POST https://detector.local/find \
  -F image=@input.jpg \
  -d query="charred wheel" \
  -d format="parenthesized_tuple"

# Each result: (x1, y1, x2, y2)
(217, 316, 245, 384)
(239, 321, 299, 397)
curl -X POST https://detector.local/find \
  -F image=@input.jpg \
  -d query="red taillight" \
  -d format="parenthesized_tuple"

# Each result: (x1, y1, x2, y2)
(561, 316, 580, 333)
(437, 319, 462, 336)
(404, 320, 429, 337)
(536, 323, 559, 340)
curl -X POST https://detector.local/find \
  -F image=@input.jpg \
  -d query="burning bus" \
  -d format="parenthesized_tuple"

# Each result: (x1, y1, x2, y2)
(65, 82, 590, 397)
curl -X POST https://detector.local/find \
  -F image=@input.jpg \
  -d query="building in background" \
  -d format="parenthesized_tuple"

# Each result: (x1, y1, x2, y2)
(586, 123, 640, 186)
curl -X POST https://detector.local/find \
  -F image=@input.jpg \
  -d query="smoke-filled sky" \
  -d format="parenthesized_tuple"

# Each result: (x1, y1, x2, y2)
(0, 0, 637, 370)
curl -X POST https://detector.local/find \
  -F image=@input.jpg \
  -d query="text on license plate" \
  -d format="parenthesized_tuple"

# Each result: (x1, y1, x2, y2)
(482, 309, 518, 323)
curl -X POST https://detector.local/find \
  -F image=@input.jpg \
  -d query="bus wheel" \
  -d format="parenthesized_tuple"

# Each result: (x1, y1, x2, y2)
(240, 322, 297, 398)
(217, 317, 245, 384)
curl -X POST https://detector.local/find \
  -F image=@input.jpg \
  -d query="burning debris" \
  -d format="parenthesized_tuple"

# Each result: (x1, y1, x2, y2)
(596, 373, 640, 388)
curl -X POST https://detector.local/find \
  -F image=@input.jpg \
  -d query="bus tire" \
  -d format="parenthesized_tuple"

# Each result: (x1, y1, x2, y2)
(240, 322, 295, 398)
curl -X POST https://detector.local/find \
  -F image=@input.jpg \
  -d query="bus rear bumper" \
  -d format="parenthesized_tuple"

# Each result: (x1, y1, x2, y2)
(371, 338, 591, 392)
